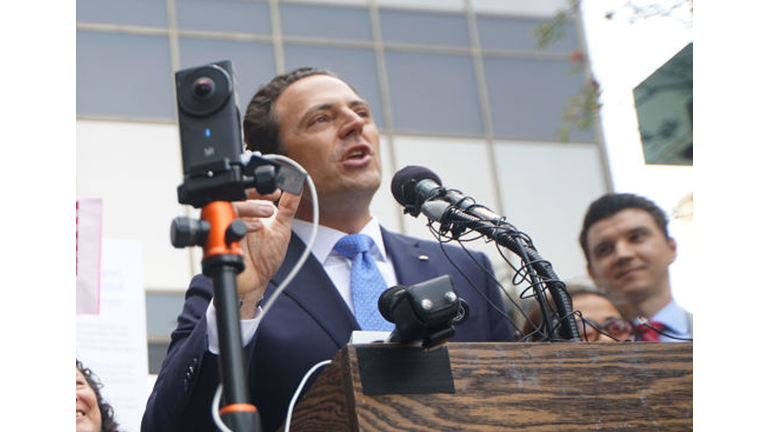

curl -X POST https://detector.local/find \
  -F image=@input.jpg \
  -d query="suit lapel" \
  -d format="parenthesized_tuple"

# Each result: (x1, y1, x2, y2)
(382, 228, 435, 287)
(266, 233, 359, 347)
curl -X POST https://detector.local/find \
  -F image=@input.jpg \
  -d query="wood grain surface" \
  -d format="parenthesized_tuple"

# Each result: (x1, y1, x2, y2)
(289, 342, 693, 432)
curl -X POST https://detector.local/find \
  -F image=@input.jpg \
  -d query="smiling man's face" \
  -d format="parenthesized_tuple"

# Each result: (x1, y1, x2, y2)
(586, 208, 677, 303)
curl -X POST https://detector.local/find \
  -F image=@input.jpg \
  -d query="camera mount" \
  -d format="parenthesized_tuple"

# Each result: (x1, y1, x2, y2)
(171, 60, 305, 432)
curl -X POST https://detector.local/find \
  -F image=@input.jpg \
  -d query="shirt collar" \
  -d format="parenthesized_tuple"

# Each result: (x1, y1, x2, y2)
(291, 216, 387, 264)
(643, 299, 689, 335)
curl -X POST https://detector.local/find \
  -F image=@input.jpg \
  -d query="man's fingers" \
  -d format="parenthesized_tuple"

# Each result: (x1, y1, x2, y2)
(274, 192, 302, 225)
(243, 218, 264, 232)
(234, 200, 277, 218)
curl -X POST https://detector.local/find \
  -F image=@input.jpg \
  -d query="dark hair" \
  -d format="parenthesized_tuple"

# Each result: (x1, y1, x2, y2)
(76, 359, 122, 432)
(242, 67, 338, 154)
(579, 193, 669, 263)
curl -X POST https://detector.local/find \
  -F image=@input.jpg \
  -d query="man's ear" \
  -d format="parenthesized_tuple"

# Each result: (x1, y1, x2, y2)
(667, 237, 678, 264)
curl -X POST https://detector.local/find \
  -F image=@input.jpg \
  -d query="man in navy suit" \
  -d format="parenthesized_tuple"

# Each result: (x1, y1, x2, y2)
(142, 67, 514, 432)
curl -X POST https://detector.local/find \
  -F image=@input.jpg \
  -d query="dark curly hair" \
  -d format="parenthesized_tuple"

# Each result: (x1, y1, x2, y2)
(579, 192, 670, 264)
(76, 359, 122, 432)
(242, 66, 338, 155)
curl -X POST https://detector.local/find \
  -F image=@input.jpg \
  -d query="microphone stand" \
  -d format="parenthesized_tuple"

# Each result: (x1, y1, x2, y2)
(428, 203, 581, 341)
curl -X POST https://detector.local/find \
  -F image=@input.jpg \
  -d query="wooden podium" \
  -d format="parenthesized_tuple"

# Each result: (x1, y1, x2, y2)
(288, 342, 692, 431)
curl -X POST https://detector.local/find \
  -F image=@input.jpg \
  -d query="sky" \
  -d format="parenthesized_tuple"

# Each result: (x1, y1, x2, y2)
(578, 0, 694, 311)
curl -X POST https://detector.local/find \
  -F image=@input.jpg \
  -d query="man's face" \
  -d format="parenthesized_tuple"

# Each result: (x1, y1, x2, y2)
(273, 74, 382, 201)
(586, 208, 677, 301)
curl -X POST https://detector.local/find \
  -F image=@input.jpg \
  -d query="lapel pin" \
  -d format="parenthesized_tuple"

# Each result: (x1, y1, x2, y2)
(418, 255, 429, 261)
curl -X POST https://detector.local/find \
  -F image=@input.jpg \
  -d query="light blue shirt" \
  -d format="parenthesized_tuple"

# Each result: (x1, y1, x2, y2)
(638, 299, 692, 342)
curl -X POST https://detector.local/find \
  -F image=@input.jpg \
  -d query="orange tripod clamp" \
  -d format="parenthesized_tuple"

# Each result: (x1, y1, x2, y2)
(201, 201, 245, 259)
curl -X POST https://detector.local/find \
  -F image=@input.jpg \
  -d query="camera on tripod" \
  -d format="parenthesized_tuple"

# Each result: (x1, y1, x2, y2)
(174, 60, 304, 209)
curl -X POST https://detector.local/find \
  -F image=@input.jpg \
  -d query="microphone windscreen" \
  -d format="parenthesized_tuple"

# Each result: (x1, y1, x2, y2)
(390, 166, 442, 207)
(378, 285, 407, 322)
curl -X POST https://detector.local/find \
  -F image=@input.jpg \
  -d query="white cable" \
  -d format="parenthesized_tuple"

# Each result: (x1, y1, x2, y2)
(211, 384, 234, 432)
(259, 154, 319, 319)
(209, 154, 318, 432)
(283, 359, 332, 432)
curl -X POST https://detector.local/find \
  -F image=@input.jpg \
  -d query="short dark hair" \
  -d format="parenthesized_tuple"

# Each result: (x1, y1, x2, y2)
(242, 67, 338, 154)
(76, 359, 122, 432)
(579, 193, 670, 262)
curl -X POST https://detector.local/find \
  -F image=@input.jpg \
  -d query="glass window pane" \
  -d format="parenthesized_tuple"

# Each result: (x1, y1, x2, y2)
(484, 57, 594, 142)
(477, 15, 578, 53)
(176, 0, 271, 34)
(146, 292, 185, 338)
(472, 0, 570, 17)
(149, 342, 170, 374)
(385, 51, 483, 135)
(280, 3, 371, 41)
(77, 0, 168, 27)
(77, 31, 174, 119)
(377, 0, 463, 12)
(379, 9, 469, 47)
(179, 38, 276, 116)
(284, 44, 384, 128)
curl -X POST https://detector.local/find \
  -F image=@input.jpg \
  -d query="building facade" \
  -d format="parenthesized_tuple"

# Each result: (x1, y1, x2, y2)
(76, 0, 609, 373)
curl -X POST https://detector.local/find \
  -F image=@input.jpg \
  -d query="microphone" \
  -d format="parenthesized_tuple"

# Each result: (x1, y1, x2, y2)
(391, 167, 582, 342)
(377, 275, 469, 349)
(390, 166, 502, 221)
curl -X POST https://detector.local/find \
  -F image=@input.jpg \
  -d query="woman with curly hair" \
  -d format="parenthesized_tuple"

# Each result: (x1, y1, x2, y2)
(76, 359, 122, 432)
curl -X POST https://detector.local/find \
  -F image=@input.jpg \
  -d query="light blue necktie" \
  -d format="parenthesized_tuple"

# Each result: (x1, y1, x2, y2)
(333, 234, 394, 331)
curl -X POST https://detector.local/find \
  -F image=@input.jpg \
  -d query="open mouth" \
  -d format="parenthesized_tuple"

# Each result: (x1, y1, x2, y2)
(76, 410, 86, 419)
(343, 145, 370, 161)
(347, 149, 367, 159)
(341, 144, 373, 166)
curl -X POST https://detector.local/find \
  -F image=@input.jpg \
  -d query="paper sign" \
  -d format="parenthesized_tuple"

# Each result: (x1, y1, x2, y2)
(77, 198, 103, 314)
(76, 239, 149, 432)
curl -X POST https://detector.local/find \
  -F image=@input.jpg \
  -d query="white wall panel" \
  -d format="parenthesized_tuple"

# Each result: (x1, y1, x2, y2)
(76, 120, 196, 292)
(494, 140, 608, 283)
(376, 0, 464, 12)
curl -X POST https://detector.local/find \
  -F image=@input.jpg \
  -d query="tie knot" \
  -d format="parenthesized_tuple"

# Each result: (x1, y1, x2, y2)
(333, 233, 375, 260)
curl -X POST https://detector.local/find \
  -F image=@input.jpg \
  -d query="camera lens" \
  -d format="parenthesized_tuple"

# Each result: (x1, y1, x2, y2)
(192, 77, 215, 98)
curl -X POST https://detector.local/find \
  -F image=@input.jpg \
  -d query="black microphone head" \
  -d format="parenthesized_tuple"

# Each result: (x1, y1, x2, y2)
(390, 166, 442, 207)
(378, 285, 407, 322)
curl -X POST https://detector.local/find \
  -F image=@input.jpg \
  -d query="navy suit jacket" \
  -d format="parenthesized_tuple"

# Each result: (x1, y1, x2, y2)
(142, 228, 513, 432)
